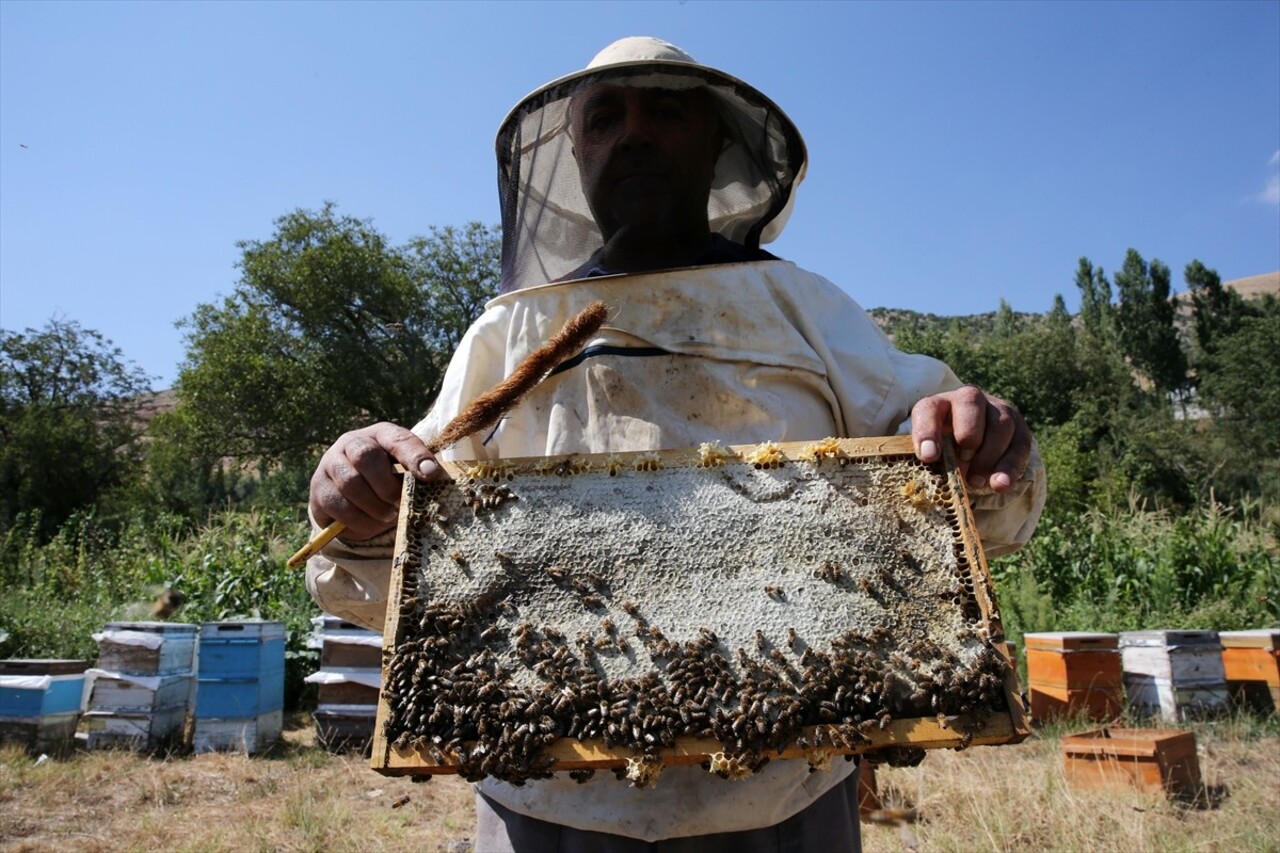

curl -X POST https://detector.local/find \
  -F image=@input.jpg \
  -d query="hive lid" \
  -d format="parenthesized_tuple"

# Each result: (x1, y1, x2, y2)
(102, 621, 198, 635)
(1023, 632, 1118, 651)
(320, 616, 372, 632)
(0, 659, 89, 676)
(1119, 630, 1221, 649)
(1059, 727, 1197, 759)
(199, 621, 286, 640)
(1218, 629, 1280, 649)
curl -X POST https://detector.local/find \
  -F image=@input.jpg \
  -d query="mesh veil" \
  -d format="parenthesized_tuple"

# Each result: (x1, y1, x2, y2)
(496, 60, 807, 292)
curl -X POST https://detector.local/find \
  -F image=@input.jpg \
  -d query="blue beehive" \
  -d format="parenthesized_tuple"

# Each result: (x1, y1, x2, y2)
(193, 621, 285, 753)
(195, 621, 285, 718)
(0, 660, 88, 717)
(0, 660, 89, 751)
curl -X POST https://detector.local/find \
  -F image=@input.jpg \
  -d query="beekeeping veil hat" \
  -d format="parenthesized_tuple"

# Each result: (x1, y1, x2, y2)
(496, 36, 808, 292)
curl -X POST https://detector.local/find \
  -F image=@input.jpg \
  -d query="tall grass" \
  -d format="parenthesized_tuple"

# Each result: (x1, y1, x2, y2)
(0, 508, 320, 706)
(993, 498, 1279, 649)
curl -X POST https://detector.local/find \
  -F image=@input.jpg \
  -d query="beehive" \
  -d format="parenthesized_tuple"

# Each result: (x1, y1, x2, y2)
(307, 616, 384, 750)
(1060, 728, 1200, 798)
(1024, 632, 1123, 721)
(1219, 629, 1280, 714)
(85, 623, 197, 752)
(373, 436, 1028, 784)
(1120, 630, 1228, 721)
(0, 660, 88, 752)
(95, 622, 197, 675)
(192, 621, 284, 753)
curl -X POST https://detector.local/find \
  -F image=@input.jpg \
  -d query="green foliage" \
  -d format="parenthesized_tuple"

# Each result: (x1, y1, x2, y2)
(1198, 301, 1280, 458)
(1185, 260, 1247, 358)
(172, 205, 500, 467)
(1075, 256, 1115, 343)
(0, 320, 155, 538)
(1113, 249, 1187, 395)
(993, 501, 1279, 646)
(0, 507, 321, 709)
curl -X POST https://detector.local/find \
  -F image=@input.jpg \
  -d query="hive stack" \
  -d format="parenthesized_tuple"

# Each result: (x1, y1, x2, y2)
(1120, 630, 1228, 721)
(1024, 632, 1123, 721)
(83, 622, 197, 751)
(1219, 629, 1280, 714)
(306, 616, 383, 750)
(0, 659, 89, 751)
(1060, 727, 1200, 798)
(192, 621, 285, 753)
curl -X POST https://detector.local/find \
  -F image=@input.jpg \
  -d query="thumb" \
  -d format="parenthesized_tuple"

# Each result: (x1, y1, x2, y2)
(376, 424, 441, 481)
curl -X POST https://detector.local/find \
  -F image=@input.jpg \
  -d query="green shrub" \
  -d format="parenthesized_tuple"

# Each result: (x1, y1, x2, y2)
(994, 498, 1279, 647)
(0, 507, 321, 709)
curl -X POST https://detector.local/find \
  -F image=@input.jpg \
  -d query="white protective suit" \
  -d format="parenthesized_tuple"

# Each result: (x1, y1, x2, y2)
(307, 259, 1046, 840)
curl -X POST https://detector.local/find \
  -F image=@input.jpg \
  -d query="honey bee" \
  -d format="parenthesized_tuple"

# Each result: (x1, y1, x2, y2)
(814, 561, 842, 582)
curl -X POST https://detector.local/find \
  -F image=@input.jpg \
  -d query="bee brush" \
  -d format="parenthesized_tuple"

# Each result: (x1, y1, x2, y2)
(287, 300, 609, 569)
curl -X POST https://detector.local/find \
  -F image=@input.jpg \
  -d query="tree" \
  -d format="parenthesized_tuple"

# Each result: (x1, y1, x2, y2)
(1198, 298, 1280, 461)
(1184, 260, 1249, 366)
(173, 205, 500, 466)
(1112, 249, 1187, 396)
(1074, 257, 1114, 344)
(0, 319, 154, 537)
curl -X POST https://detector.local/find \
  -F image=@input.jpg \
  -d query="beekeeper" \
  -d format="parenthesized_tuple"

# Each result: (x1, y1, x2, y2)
(306, 37, 1046, 850)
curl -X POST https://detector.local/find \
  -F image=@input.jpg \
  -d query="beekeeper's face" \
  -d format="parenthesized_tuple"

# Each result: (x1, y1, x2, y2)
(571, 83, 722, 243)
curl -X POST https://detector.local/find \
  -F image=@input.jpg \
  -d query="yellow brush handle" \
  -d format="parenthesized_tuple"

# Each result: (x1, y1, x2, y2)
(286, 520, 346, 570)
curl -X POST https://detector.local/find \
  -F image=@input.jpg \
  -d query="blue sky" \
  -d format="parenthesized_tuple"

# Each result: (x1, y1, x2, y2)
(2, 0, 1277, 388)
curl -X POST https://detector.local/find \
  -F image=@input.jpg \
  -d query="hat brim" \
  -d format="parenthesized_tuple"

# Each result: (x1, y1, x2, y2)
(496, 59, 806, 176)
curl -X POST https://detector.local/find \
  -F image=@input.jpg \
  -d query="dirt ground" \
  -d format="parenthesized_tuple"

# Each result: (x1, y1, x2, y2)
(2, 715, 1277, 852)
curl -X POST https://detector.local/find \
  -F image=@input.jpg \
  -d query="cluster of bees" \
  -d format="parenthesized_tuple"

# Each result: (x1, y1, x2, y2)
(382, 580, 1010, 786)
(382, 447, 1008, 786)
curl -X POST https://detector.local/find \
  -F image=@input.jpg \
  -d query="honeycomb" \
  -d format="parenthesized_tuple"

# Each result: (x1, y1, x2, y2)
(376, 436, 1022, 785)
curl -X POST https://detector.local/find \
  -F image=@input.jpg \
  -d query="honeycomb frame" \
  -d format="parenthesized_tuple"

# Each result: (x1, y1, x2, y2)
(372, 435, 1028, 782)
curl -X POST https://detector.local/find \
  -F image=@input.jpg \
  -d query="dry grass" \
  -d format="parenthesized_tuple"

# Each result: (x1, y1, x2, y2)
(2, 715, 1276, 852)
(863, 716, 1280, 853)
(0, 720, 474, 853)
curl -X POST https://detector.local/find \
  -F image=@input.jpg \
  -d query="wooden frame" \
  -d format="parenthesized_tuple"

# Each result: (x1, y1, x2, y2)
(372, 436, 1028, 781)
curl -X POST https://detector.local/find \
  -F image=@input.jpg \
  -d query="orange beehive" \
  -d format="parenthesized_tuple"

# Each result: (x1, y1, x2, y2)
(1060, 728, 1200, 798)
(1024, 632, 1123, 721)
(1220, 630, 1280, 714)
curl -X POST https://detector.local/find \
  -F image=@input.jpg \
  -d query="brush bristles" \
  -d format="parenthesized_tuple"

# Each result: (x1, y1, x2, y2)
(427, 301, 609, 453)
